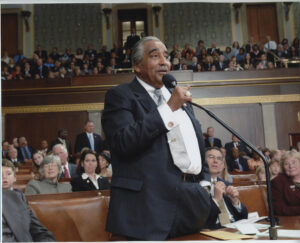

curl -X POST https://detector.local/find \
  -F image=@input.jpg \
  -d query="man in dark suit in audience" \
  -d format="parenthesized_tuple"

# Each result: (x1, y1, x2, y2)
(2, 140, 10, 158)
(225, 135, 251, 162)
(227, 147, 250, 172)
(124, 28, 140, 51)
(7, 147, 22, 167)
(2, 189, 56, 242)
(52, 144, 77, 178)
(74, 121, 103, 153)
(187, 56, 199, 71)
(205, 127, 222, 148)
(202, 148, 248, 229)
(17, 136, 35, 163)
(50, 128, 72, 158)
(214, 55, 227, 71)
(207, 42, 221, 56)
(102, 36, 211, 240)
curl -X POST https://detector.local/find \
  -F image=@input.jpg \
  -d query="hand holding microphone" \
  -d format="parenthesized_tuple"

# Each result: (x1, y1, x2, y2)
(163, 74, 192, 112)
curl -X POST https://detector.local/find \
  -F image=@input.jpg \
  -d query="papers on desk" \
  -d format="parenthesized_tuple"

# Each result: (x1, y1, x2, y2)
(224, 211, 267, 229)
(257, 229, 300, 239)
(200, 230, 255, 240)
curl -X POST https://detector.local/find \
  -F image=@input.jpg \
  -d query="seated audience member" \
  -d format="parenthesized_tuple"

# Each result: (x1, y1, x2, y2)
(264, 35, 277, 52)
(224, 47, 234, 62)
(7, 147, 22, 167)
(255, 165, 266, 182)
(207, 42, 221, 56)
(269, 160, 281, 180)
(250, 44, 263, 67)
(225, 135, 251, 162)
(2, 159, 17, 190)
(173, 57, 185, 70)
(98, 151, 112, 177)
(236, 48, 246, 63)
(187, 56, 198, 71)
(181, 43, 194, 58)
(205, 127, 222, 148)
(33, 58, 49, 79)
(49, 47, 60, 61)
(202, 148, 248, 229)
(71, 149, 110, 191)
(195, 63, 202, 72)
(247, 151, 263, 171)
(271, 151, 300, 215)
(32, 151, 45, 177)
(227, 147, 250, 172)
(1, 65, 12, 80)
(3, 189, 56, 242)
(214, 55, 227, 71)
(203, 55, 214, 71)
(23, 61, 34, 79)
(270, 149, 282, 162)
(52, 144, 77, 178)
(262, 147, 271, 162)
(11, 65, 24, 80)
(195, 40, 205, 57)
(2, 140, 10, 158)
(231, 41, 240, 56)
(40, 139, 49, 155)
(17, 136, 35, 163)
(25, 155, 72, 195)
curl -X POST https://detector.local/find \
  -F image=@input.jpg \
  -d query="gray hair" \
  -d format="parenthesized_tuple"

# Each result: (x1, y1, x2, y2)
(52, 143, 68, 156)
(39, 155, 62, 180)
(131, 36, 162, 66)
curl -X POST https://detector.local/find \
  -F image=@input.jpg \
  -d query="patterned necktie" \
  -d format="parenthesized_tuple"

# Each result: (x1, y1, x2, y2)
(218, 199, 231, 226)
(64, 165, 70, 178)
(154, 89, 164, 106)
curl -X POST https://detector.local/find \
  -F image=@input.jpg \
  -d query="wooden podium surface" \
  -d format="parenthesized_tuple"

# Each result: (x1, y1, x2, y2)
(169, 216, 300, 241)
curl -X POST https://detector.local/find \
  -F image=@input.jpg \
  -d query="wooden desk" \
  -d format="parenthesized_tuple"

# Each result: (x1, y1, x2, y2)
(169, 216, 300, 240)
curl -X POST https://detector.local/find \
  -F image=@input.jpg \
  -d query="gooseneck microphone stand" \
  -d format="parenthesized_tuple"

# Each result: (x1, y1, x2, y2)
(162, 74, 277, 240)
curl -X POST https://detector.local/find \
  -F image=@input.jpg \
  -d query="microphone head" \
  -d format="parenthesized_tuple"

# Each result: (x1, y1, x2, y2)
(162, 74, 177, 88)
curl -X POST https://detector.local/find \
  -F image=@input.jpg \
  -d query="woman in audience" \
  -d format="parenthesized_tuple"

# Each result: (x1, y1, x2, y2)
(255, 165, 266, 182)
(98, 151, 112, 177)
(25, 155, 72, 195)
(240, 52, 253, 70)
(269, 160, 281, 180)
(71, 149, 110, 191)
(271, 151, 300, 215)
(248, 151, 263, 171)
(32, 151, 45, 178)
(231, 41, 240, 56)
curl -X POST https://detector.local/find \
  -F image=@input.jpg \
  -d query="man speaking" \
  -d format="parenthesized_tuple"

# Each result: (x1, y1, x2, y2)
(102, 36, 211, 240)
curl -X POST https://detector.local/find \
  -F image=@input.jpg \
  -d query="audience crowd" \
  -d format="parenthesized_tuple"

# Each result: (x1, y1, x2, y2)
(2, 34, 300, 81)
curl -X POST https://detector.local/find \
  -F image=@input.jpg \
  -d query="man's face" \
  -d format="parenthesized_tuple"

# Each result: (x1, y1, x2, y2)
(232, 136, 239, 143)
(2, 141, 9, 150)
(41, 140, 48, 149)
(206, 149, 224, 177)
(19, 137, 27, 148)
(2, 166, 16, 189)
(53, 146, 68, 165)
(207, 128, 214, 137)
(134, 40, 170, 89)
(8, 149, 17, 159)
(85, 122, 94, 133)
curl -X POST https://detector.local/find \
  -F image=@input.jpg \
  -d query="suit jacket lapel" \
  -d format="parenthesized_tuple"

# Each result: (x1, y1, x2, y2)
(129, 78, 157, 113)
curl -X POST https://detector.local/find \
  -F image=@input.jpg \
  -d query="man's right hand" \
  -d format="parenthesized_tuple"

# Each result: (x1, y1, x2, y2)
(213, 181, 226, 203)
(167, 86, 192, 112)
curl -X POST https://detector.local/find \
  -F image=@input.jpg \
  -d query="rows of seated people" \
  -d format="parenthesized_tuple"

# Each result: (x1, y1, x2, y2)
(2, 138, 300, 241)
(2, 35, 299, 81)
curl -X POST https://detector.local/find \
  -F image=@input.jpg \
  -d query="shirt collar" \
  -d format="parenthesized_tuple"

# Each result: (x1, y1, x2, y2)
(82, 173, 100, 180)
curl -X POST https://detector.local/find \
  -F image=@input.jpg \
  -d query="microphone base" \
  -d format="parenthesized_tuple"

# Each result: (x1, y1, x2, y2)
(269, 226, 278, 240)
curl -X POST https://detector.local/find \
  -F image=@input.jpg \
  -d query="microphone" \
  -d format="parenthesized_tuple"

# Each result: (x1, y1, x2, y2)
(162, 73, 278, 240)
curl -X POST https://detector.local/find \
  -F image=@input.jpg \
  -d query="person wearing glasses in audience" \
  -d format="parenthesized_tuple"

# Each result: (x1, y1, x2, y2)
(24, 155, 72, 195)
(71, 149, 110, 191)
(271, 151, 300, 215)
(202, 147, 248, 229)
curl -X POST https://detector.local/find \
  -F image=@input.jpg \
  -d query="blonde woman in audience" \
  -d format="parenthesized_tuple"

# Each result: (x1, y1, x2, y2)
(25, 155, 72, 195)
(98, 151, 112, 177)
(271, 151, 300, 215)
(269, 160, 281, 180)
(248, 151, 263, 171)
(255, 165, 266, 182)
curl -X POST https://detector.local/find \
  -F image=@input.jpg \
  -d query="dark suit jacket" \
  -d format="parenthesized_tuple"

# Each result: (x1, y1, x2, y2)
(71, 175, 110, 191)
(74, 132, 103, 153)
(227, 156, 250, 172)
(125, 34, 140, 50)
(50, 138, 72, 156)
(17, 146, 36, 162)
(205, 137, 222, 148)
(214, 61, 228, 71)
(271, 173, 300, 216)
(225, 141, 252, 161)
(2, 189, 56, 242)
(101, 78, 211, 240)
(60, 162, 78, 178)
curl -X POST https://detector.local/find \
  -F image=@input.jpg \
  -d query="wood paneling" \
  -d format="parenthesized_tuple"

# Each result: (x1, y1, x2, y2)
(275, 102, 300, 149)
(246, 4, 279, 45)
(5, 111, 89, 153)
(1, 13, 18, 56)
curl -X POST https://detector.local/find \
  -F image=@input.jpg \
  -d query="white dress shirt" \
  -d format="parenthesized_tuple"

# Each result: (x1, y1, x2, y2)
(137, 77, 202, 174)
(82, 173, 101, 189)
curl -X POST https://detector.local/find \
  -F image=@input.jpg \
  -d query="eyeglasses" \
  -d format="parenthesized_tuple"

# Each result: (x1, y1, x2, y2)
(207, 154, 224, 162)
(44, 163, 58, 169)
